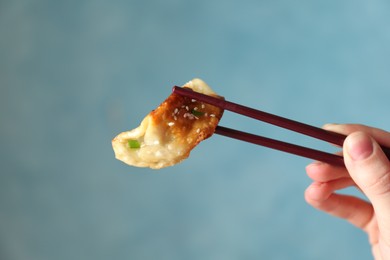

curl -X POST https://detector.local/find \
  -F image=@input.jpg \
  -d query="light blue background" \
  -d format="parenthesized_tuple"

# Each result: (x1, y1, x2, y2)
(1, 1, 390, 259)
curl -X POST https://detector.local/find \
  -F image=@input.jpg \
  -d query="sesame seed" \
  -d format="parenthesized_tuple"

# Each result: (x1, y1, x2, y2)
(185, 106, 189, 111)
(196, 128, 200, 133)
(184, 113, 195, 120)
(174, 116, 177, 121)
(191, 99, 197, 102)
(193, 107, 198, 111)
(201, 104, 205, 109)
(174, 108, 178, 114)
(210, 114, 216, 117)
(168, 122, 175, 126)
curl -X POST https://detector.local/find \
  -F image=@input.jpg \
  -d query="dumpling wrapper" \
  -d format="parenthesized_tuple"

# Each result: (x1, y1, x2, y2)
(112, 79, 224, 169)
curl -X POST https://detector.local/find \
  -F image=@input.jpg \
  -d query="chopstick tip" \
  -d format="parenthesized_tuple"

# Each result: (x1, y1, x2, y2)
(172, 85, 194, 96)
(172, 86, 179, 93)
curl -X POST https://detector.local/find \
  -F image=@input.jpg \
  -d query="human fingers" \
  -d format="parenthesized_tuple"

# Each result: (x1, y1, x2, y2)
(306, 161, 349, 182)
(305, 177, 355, 202)
(305, 180, 374, 229)
(344, 131, 390, 244)
(324, 124, 390, 147)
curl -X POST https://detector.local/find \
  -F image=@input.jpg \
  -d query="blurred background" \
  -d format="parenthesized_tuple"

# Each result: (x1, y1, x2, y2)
(1, 0, 390, 259)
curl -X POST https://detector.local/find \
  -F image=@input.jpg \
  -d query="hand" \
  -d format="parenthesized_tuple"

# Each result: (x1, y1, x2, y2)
(305, 124, 390, 260)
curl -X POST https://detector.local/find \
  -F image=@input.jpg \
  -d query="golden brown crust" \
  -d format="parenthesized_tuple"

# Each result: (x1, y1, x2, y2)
(112, 79, 223, 169)
(149, 88, 224, 160)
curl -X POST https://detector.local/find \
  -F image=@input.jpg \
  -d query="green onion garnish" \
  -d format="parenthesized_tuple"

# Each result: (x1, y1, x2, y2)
(128, 140, 141, 149)
(191, 109, 204, 117)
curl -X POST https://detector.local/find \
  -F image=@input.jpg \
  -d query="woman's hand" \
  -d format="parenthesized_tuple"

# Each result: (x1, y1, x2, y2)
(305, 124, 390, 260)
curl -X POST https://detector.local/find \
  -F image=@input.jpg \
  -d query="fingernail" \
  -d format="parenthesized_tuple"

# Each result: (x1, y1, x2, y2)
(346, 132, 374, 161)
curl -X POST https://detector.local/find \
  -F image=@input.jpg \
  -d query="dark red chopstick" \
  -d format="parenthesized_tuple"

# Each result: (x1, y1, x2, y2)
(172, 86, 390, 164)
(215, 126, 345, 166)
(173, 86, 346, 145)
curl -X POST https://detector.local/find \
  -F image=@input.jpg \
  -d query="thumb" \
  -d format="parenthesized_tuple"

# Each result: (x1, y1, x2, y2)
(344, 131, 390, 235)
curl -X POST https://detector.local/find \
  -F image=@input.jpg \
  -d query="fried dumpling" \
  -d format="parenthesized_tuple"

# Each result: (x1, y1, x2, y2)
(112, 78, 224, 169)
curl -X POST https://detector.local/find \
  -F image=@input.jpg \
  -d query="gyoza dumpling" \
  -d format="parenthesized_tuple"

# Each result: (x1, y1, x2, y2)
(112, 78, 224, 169)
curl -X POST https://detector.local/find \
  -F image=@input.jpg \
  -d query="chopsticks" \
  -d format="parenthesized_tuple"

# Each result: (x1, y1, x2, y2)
(172, 86, 390, 166)
(215, 126, 345, 166)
